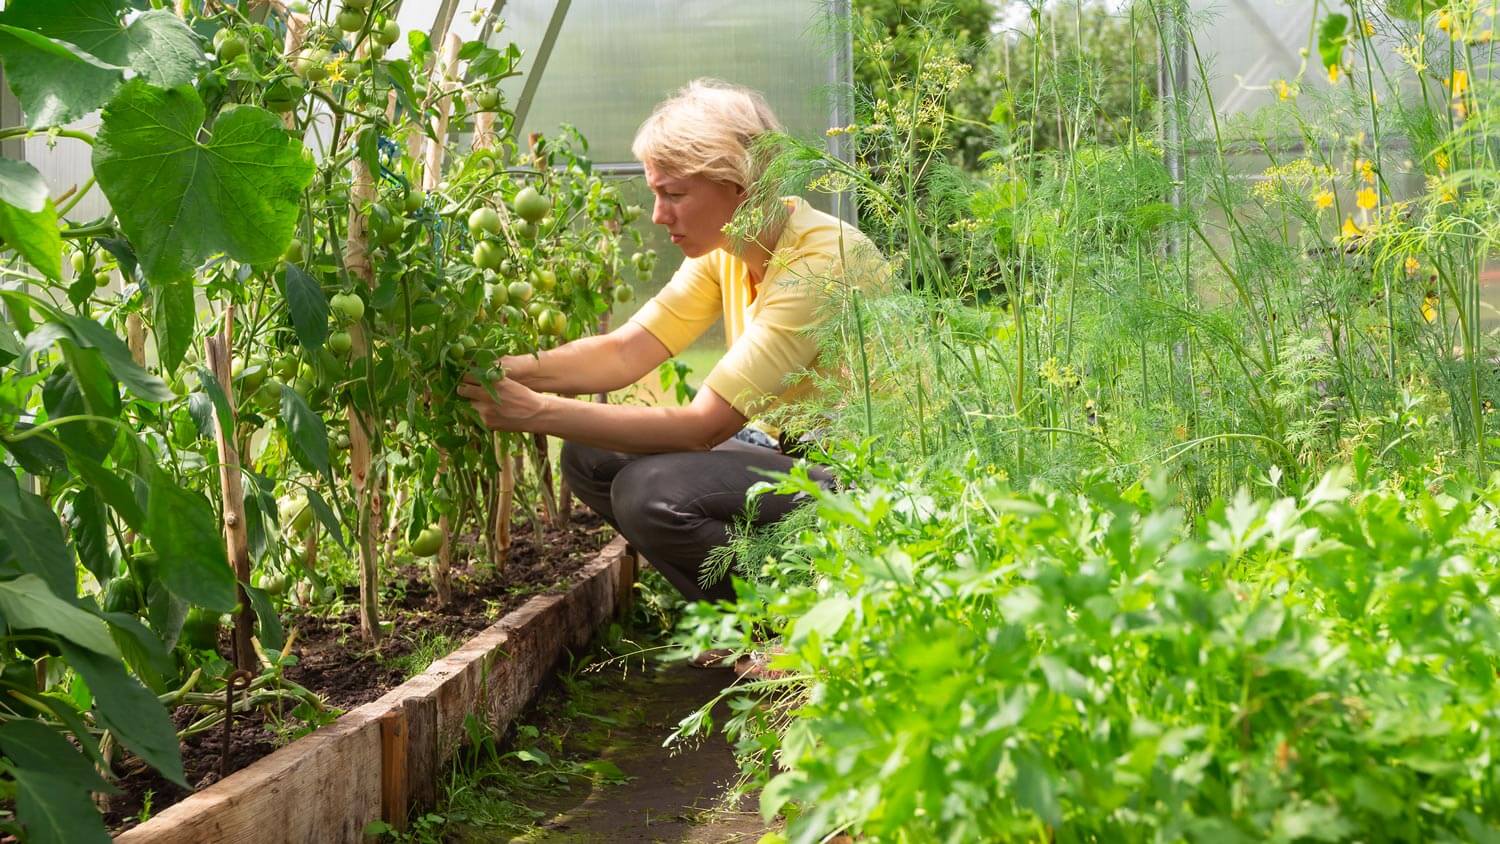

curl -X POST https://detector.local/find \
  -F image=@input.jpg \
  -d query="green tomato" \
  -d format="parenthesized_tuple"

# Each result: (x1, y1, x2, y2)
(294, 48, 330, 82)
(507, 280, 533, 304)
(475, 88, 500, 110)
(102, 577, 140, 615)
(337, 8, 366, 32)
(446, 341, 467, 362)
(260, 573, 290, 597)
(410, 526, 443, 557)
(376, 19, 401, 46)
(485, 282, 509, 310)
(283, 237, 304, 263)
(331, 292, 366, 323)
(536, 308, 566, 336)
(345, 0, 372, 9)
(369, 41, 387, 60)
(512, 186, 550, 223)
(473, 239, 504, 270)
(328, 330, 353, 356)
(264, 78, 305, 113)
(531, 268, 557, 293)
(70, 251, 86, 273)
(525, 301, 545, 319)
(403, 189, 425, 214)
(468, 206, 502, 237)
(180, 608, 223, 651)
(613, 284, 635, 304)
(622, 204, 644, 223)
(215, 32, 247, 63)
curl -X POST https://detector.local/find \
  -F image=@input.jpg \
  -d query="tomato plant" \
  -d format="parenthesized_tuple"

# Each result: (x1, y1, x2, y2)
(0, 1, 638, 839)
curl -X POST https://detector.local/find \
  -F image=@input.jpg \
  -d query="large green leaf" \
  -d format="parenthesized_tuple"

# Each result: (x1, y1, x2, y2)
(0, 720, 117, 795)
(11, 768, 111, 844)
(0, 473, 77, 598)
(0, 575, 118, 657)
(147, 275, 195, 375)
(93, 81, 314, 284)
(280, 262, 329, 352)
(67, 489, 112, 583)
(1, 1, 203, 89)
(55, 313, 174, 402)
(41, 348, 119, 462)
(0, 158, 62, 279)
(0, 24, 122, 129)
(281, 386, 331, 481)
(103, 611, 172, 692)
(144, 469, 237, 612)
(59, 641, 185, 787)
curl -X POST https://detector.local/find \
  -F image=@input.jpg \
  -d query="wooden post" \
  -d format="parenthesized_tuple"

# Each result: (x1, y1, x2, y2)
(378, 707, 409, 830)
(203, 308, 258, 672)
(530, 433, 558, 526)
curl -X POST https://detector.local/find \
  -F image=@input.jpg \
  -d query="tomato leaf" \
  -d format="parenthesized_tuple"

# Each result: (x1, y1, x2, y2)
(147, 274, 195, 375)
(93, 81, 314, 284)
(0, 720, 118, 795)
(0, 158, 62, 279)
(41, 350, 119, 462)
(102, 611, 172, 692)
(52, 313, 174, 402)
(0, 24, 123, 129)
(66, 489, 112, 584)
(144, 469, 237, 612)
(0, 473, 78, 598)
(305, 486, 348, 554)
(59, 641, 186, 787)
(280, 386, 331, 482)
(3, 421, 68, 475)
(0, 2, 203, 89)
(242, 582, 284, 651)
(11, 767, 112, 844)
(281, 262, 330, 351)
(0, 575, 118, 657)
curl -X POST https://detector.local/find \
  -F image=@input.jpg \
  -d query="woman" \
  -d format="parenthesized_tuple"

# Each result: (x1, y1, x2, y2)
(459, 78, 883, 608)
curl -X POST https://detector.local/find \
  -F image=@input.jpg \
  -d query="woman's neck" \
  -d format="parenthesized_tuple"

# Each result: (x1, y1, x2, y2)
(738, 204, 791, 284)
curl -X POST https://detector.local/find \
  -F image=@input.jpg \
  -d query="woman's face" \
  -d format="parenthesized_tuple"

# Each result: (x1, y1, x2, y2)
(644, 163, 745, 259)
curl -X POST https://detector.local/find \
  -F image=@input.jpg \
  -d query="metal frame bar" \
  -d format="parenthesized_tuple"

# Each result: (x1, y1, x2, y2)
(511, 0, 572, 142)
(828, 0, 856, 224)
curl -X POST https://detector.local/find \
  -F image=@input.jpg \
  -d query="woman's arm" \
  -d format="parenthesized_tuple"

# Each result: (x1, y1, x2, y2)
(502, 322, 671, 396)
(459, 375, 746, 453)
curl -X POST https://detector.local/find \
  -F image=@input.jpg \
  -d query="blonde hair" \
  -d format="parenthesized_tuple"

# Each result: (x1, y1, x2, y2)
(631, 78, 783, 190)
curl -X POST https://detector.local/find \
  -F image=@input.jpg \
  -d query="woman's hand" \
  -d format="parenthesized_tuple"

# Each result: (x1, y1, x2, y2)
(458, 375, 550, 432)
(498, 353, 540, 386)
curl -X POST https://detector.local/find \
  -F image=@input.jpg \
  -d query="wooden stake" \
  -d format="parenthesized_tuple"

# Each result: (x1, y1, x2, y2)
(203, 307, 258, 672)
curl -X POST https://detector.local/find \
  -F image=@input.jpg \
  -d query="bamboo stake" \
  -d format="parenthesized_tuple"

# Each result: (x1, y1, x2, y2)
(204, 307, 258, 672)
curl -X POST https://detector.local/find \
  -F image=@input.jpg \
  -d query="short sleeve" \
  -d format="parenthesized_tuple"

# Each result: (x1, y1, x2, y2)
(701, 252, 836, 418)
(627, 256, 722, 355)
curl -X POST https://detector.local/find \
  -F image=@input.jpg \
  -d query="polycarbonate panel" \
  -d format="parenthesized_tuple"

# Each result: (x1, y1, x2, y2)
(494, 0, 844, 164)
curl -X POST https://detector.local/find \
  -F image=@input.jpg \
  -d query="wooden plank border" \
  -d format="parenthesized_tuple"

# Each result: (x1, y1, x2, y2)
(116, 535, 635, 844)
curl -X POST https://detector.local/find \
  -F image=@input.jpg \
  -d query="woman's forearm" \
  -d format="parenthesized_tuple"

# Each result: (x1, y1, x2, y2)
(529, 395, 737, 454)
(507, 334, 631, 395)
(507, 324, 669, 396)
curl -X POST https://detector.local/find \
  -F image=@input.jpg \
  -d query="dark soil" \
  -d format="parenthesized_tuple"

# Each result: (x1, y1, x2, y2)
(104, 509, 612, 834)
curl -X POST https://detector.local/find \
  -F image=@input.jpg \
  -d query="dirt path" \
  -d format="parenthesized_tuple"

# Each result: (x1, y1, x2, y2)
(497, 662, 771, 844)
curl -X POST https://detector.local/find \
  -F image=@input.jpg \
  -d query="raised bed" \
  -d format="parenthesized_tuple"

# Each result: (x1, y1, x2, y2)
(113, 536, 637, 843)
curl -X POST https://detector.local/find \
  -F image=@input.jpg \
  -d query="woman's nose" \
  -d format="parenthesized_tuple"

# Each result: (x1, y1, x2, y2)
(652, 197, 671, 226)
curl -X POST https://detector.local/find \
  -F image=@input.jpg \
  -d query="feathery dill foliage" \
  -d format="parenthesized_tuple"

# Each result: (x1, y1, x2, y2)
(675, 3, 1500, 841)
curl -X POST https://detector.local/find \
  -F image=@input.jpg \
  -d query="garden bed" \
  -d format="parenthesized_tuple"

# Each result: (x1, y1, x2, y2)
(105, 511, 628, 840)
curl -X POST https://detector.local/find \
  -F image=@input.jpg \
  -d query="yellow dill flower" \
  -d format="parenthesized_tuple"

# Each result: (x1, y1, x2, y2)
(1405, 255, 1421, 275)
(1438, 9, 1452, 33)
(1356, 188, 1379, 210)
(1275, 79, 1293, 101)
(1363, 20, 1376, 36)
(1341, 215, 1363, 239)
(1478, 29, 1494, 43)
(1442, 184, 1458, 202)
(1327, 63, 1343, 84)
(1450, 68, 1470, 96)
(1356, 158, 1375, 183)
(1435, 150, 1450, 171)
(1421, 291, 1440, 324)
(1313, 190, 1335, 210)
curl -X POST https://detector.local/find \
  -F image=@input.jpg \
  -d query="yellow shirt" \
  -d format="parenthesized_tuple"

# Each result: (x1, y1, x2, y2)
(629, 196, 885, 427)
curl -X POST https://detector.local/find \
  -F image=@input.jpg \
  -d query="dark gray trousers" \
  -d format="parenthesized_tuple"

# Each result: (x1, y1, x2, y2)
(560, 434, 833, 603)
